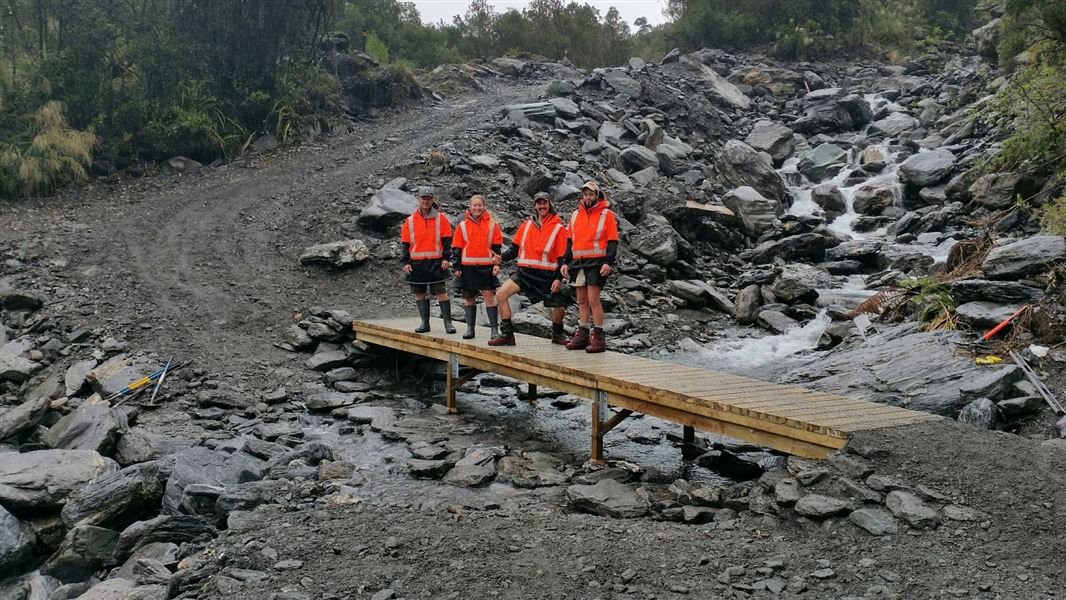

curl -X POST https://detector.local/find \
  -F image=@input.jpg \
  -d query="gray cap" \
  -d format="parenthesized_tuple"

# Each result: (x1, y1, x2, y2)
(415, 185, 435, 198)
(532, 191, 550, 202)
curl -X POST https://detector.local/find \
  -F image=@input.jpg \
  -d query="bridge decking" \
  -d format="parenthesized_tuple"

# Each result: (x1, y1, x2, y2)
(353, 317, 938, 460)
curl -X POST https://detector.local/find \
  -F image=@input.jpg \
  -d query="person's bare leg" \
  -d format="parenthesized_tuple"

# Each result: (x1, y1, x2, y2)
(588, 284, 604, 327)
(567, 286, 591, 350)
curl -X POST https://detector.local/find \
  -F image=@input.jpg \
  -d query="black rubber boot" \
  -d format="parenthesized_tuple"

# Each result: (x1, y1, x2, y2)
(440, 300, 456, 334)
(486, 305, 499, 339)
(488, 319, 515, 346)
(415, 299, 431, 333)
(463, 305, 477, 339)
(551, 321, 567, 345)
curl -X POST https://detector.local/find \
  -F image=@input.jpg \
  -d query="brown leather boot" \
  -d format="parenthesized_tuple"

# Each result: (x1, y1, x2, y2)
(586, 327, 606, 353)
(566, 326, 589, 350)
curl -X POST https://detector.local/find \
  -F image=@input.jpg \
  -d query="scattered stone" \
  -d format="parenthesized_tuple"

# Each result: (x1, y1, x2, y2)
(884, 490, 940, 529)
(566, 479, 650, 518)
(850, 508, 899, 536)
(299, 240, 369, 268)
(793, 494, 850, 518)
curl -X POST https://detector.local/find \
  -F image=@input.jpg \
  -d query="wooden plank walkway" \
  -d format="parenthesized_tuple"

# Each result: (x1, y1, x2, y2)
(353, 317, 938, 461)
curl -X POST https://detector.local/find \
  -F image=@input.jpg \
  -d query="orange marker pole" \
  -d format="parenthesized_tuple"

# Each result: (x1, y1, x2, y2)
(980, 305, 1028, 342)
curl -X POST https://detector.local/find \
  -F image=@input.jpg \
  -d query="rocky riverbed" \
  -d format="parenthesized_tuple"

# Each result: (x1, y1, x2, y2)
(2, 8, 1066, 598)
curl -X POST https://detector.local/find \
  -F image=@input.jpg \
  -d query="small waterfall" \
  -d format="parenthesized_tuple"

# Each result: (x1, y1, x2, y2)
(679, 310, 833, 376)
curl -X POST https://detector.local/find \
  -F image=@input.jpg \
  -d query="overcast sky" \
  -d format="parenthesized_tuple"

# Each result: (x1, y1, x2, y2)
(410, 1, 670, 28)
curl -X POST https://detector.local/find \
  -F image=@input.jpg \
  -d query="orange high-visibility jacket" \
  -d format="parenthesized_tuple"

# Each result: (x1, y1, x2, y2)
(514, 212, 567, 271)
(401, 208, 452, 260)
(568, 200, 618, 260)
(451, 211, 503, 266)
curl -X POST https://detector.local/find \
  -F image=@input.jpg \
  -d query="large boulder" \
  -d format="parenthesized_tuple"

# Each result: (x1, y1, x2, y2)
(955, 302, 1023, 330)
(947, 279, 1044, 304)
(744, 120, 796, 166)
(619, 145, 659, 173)
(852, 183, 897, 215)
(0, 348, 41, 384)
(603, 70, 642, 97)
(0, 504, 36, 577)
(162, 447, 265, 515)
(41, 524, 119, 583)
(797, 143, 847, 181)
(566, 479, 649, 518)
(627, 215, 678, 265)
(869, 112, 920, 137)
(42, 403, 126, 454)
(0, 450, 118, 512)
(969, 172, 1035, 210)
(981, 235, 1066, 280)
(793, 89, 872, 133)
(61, 462, 166, 530)
(810, 184, 846, 218)
(723, 186, 780, 237)
(899, 149, 956, 187)
(680, 57, 751, 110)
(356, 188, 417, 231)
(715, 140, 787, 202)
(745, 233, 826, 264)
(299, 240, 369, 268)
(0, 396, 51, 441)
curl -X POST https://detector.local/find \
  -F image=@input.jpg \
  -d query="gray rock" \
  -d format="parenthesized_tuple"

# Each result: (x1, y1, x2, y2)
(61, 462, 165, 530)
(798, 143, 847, 181)
(899, 149, 956, 187)
(162, 447, 265, 515)
(982, 235, 1066, 280)
(0, 349, 41, 384)
(959, 365, 1019, 403)
(774, 478, 802, 506)
(305, 350, 349, 371)
(997, 396, 1042, 418)
(298, 240, 369, 268)
(770, 277, 817, 305)
(744, 120, 795, 165)
(630, 166, 658, 185)
(0, 288, 45, 311)
(733, 285, 762, 324)
(746, 233, 827, 264)
(723, 186, 780, 237)
(114, 428, 195, 466)
(85, 354, 154, 397)
(955, 302, 1023, 330)
(43, 403, 126, 454)
(549, 97, 579, 119)
(0, 503, 36, 577)
(604, 70, 642, 97)
(680, 57, 750, 109)
(605, 168, 634, 190)
(443, 464, 496, 487)
(794, 89, 872, 133)
(597, 121, 626, 145)
(548, 183, 580, 203)
(810, 184, 846, 216)
(0, 449, 118, 511)
(655, 143, 689, 175)
(869, 112, 920, 136)
(546, 79, 575, 96)
(491, 57, 527, 75)
(884, 490, 939, 529)
(0, 396, 51, 441)
(793, 494, 849, 518)
(716, 141, 787, 202)
(468, 154, 499, 170)
(195, 387, 254, 410)
(849, 508, 899, 535)
(957, 398, 1000, 430)
(620, 145, 659, 173)
(114, 542, 180, 580)
(65, 360, 98, 396)
(356, 189, 417, 231)
(41, 525, 119, 583)
(407, 459, 451, 479)
(852, 183, 897, 215)
(566, 479, 649, 518)
(627, 214, 678, 265)
(785, 325, 999, 415)
(757, 310, 797, 334)
(970, 172, 1029, 209)
(113, 515, 216, 563)
(304, 389, 358, 411)
(502, 102, 556, 122)
(948, 279, 1044, 303)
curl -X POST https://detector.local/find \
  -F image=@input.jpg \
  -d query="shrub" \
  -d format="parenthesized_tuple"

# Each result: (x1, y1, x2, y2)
(1041, 193, 1066, 234)
(365, 31, 391, 65)
(3, 101, 96, 198)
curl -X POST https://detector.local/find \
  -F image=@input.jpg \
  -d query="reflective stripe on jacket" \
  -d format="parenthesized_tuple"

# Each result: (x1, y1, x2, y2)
(452, 211, 503, 266)
(515, 213, 567, 271)
(401, 209, 452, 260)
(568, 200, 618, 259)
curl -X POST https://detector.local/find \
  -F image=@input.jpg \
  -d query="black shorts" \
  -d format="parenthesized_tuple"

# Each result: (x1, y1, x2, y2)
(512, 267, 566, 308)
(568, 266, 609, 287)
(410, 282, 446, 295)
(453, 265, 500, 295)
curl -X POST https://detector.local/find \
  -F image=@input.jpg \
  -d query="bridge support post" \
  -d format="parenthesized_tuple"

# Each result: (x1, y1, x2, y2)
(446, 353, 459, 414)
(591, 391, 609, 463)
(525, 383, 538, 407)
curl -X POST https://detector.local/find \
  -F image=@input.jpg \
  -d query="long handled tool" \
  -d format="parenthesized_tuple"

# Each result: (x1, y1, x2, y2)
(148, 358, 173, 405)
(107, 360, 187, 405)
(1008, 350, 1063, 415)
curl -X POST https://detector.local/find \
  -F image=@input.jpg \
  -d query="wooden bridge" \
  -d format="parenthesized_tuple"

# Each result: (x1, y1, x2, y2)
(352, 317, 937, 461)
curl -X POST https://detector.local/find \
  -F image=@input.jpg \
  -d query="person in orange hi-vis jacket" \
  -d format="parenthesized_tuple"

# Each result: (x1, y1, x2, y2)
(400, 186, 455, 334)
(450, 194, 504, 339)
(488, 191, 569, 347)
(560, 180, 618, 353)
